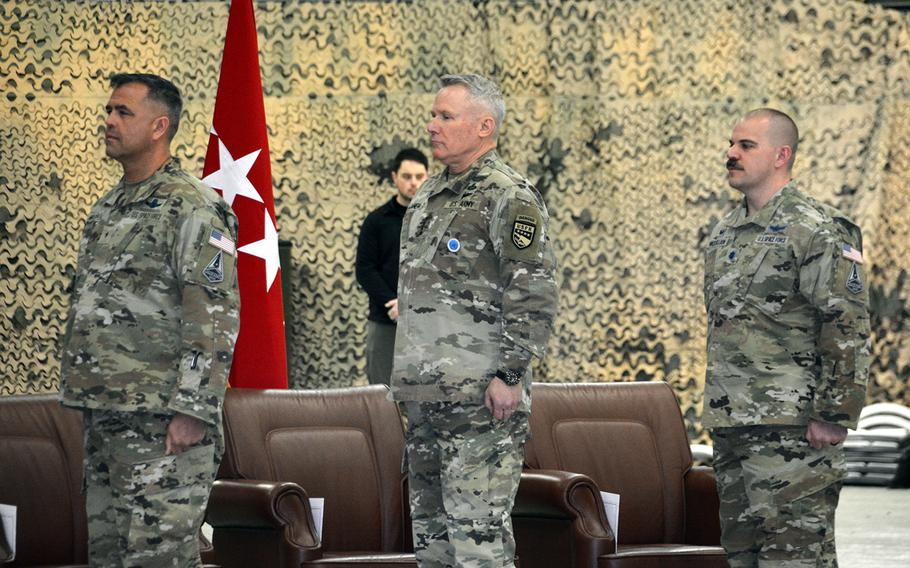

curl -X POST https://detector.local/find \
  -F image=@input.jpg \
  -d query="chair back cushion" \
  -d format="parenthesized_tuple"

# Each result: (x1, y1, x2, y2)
(526, 382, 693, 545)
(0, 395, 88, 565)
(219, 386, 406, 552)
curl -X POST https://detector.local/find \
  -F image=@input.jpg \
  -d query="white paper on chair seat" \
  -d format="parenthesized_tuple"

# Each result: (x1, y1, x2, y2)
(600, 492, 620, 550)
(309, 498, 325, 542)
(0, 503, 16, 561)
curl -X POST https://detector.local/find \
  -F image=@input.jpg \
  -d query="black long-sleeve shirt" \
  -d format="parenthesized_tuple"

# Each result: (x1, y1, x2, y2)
(356, 197, 407, 324)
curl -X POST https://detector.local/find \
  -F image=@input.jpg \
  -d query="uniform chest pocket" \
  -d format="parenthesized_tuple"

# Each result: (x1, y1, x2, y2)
(740, 245, 797, 315)
(704, 237, 742, 315)
(428, 209, 487, 280)
(102, 213, 169, 289)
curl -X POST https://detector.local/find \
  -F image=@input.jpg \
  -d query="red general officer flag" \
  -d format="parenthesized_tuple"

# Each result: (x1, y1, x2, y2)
(202, 0, 287, 388)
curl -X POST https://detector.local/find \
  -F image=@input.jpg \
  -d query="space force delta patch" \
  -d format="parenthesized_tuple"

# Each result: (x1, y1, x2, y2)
(512, 214, 537, 249)
(203, 251, 225, 283)
(846, 262, 864, 294)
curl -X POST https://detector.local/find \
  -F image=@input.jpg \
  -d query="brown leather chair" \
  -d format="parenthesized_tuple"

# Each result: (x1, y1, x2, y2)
(205, 386, 417, 568)
(513, 382, 728, 568)
(0, 394, 88, 567)
(0, 394, 219, 567)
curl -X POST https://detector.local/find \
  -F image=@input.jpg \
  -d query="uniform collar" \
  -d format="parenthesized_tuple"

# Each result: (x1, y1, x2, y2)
(114, 157, 180, 206)
(435, 149, 500, 197)
(730, 182, 796, 229)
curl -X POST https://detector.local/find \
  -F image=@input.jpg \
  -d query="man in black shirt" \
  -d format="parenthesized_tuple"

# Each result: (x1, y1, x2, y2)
(356, 148, 429, 385)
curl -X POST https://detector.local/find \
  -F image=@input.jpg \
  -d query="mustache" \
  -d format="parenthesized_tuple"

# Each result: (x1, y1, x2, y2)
(726, 159, 743, 170)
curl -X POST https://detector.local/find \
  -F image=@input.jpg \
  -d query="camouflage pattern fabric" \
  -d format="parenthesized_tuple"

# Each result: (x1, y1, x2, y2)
(83, 409, 218, 568)
(390, 149, 559, 412)
(391, 150, 557, 567)
(713, 426, 843, 568)
(60, 157, 240, 431)
(404, 401, 528, 568)
(703, 183, 870, 430)
(704, 182, 870, 567)
(59, 157, 238, 565)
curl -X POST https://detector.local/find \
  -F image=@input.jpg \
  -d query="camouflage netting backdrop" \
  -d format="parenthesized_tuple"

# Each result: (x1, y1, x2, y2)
(2, 0, 909, 440)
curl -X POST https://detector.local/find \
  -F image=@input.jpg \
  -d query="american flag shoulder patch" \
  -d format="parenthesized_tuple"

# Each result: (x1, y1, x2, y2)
(209, 229, 235, 256)
(842, 244, 863, 265)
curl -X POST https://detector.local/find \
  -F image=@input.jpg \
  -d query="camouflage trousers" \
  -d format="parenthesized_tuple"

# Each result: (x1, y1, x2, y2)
(82, 410, 219, 568)
(403, 401, 529, 568)
(712, 425, 846, 568)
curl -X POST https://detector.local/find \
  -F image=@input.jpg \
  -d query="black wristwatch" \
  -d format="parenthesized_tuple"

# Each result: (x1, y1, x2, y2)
(495, 369, 523, 386)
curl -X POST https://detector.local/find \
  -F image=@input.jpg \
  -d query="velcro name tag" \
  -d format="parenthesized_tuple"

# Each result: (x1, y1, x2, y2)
(445, 198, 481, 210)
(755, 234, 788, 246)
(708, 236, 732, 248)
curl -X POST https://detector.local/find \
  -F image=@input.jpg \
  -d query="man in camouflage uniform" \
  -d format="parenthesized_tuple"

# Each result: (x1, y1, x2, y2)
(391, 74, 559, 567)
(703, 108, 870, 567)
(59, 73, 239, 567)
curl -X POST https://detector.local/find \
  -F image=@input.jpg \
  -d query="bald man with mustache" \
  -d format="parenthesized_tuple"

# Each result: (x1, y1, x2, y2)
(703, 109, 870, 567)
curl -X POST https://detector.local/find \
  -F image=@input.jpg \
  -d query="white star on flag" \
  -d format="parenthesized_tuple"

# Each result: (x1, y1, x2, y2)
(238, 210, 281, 292)
(202, 133, 264, 207)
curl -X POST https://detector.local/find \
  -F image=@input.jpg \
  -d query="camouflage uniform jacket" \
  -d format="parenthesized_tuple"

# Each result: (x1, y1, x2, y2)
(60, 158, 240, 427)
(703, 183, 870, 429)
(390, 150, 559, 410)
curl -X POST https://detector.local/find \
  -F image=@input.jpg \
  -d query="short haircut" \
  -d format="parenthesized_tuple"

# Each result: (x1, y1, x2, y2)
(745, 108, 799, 169)
(393, 147, 429, 173)
(110, 73, 182, 140)
(439, 73, 506, 137)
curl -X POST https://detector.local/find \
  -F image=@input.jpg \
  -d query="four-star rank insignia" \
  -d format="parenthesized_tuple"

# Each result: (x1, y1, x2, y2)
(512, 214, 537, 250)
(203, 251, 225, 283)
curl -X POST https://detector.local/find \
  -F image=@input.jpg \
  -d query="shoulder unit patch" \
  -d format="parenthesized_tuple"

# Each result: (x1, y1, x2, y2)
(512, 214, 537, 250)
(846, 262, 864, 294)
(203, 251, 225, 284)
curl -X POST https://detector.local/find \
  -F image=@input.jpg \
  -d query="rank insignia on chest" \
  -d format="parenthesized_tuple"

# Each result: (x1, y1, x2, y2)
(846, 262, 864, 294)
(203, 251, 225, 283)
(512, 214, 537, 250)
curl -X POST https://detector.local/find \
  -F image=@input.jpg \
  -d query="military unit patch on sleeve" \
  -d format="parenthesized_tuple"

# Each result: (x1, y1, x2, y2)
(512, 214, 538, 250)
(846, 262, 864, 294)
(842, 244, 865, 294)
(203, 251, 225, 284)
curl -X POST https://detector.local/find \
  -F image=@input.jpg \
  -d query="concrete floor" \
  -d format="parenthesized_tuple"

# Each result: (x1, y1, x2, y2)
(837, 485, 910, 567)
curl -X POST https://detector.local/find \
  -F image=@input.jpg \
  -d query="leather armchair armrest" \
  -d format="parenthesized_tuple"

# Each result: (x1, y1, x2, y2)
(514, 470, 608, 526)
(684, 465, 722, 545)
(206, 479, 322, 567)
(513, 469, 615, 564)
